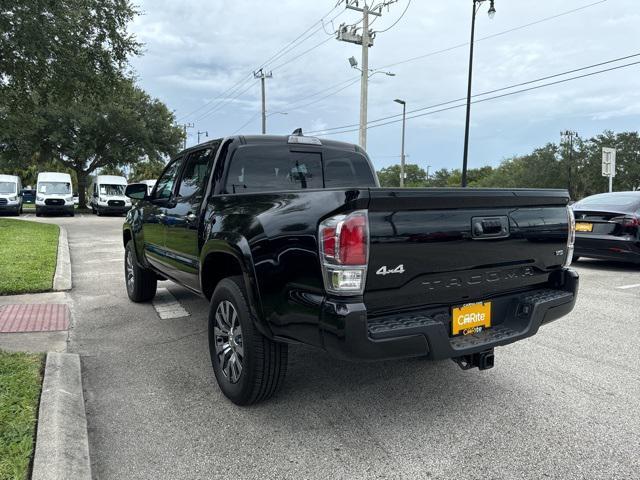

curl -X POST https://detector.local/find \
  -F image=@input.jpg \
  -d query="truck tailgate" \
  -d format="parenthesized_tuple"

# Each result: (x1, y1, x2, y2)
(364, 188, 571, 314)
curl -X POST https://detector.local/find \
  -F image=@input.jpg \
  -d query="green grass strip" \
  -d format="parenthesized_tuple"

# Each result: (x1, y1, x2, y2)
(0, 219, 59, 295)
(0, 351, 44, 480)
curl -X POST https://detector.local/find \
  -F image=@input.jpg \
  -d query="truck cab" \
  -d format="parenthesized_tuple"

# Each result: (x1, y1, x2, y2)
(36, 172, 74, 217)
(0, 174, 23, 216)
(89, 175, 132, 216)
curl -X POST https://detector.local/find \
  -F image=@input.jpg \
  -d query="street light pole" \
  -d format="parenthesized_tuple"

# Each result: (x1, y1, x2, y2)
(462, 0, 496, 187)
(197, 130, 208, 144)
(394, 99, 407, 188)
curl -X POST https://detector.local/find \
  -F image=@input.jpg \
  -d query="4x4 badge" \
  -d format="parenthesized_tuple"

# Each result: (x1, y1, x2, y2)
(376, 264, 405, 276)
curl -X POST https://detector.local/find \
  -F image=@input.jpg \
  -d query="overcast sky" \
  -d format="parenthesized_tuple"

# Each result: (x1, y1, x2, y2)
(129, 0, 640, 173)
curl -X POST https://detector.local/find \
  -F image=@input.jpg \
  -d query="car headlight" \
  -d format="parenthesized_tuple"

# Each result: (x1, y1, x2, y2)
(8, 196, 17, 202)
(37, 195, 44, 201)
(65, 195, 73, 202)
(100, 196, 107, 202)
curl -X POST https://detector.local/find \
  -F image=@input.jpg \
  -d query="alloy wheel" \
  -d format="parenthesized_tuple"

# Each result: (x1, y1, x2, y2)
(214, 300, 244, 384)
(125, 250, 135, 292)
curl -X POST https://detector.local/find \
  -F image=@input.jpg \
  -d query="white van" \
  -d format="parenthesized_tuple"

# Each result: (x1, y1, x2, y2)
(139, 179, 156, 196)
(36, 172, 74, 217)
(0, 174, 23, 216)
(89, 175, 131, 215)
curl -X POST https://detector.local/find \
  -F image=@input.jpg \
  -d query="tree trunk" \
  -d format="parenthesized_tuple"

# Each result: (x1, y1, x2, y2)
(76, 169, 89, 209)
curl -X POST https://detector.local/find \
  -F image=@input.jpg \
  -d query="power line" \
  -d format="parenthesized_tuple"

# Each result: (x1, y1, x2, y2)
(285, 77, 361, 112)
(377, 0, 608, 69)
(307, 52, 640, 134)
(194, 79, 257, 122)
(308, 58, 640, 136)
(374, 0, 412, 34)
(271, 37, 335, 72)
(178, 4, 345, 123)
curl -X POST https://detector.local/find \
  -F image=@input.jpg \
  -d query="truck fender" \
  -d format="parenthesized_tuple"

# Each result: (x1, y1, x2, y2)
(200, 235, 272, 339)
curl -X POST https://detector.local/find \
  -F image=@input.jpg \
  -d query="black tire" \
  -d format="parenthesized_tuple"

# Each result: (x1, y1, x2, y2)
(35, 207, 42, 217)
(96, 208, 101, 216)
(124, 240, 157, 302)
(208, 276, 288, 406)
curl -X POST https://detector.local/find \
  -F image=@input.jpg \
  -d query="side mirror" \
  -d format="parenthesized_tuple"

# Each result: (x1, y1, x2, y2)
(125, 183, 148, 200)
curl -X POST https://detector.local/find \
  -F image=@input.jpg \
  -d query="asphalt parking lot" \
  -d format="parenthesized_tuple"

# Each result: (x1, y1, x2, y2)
(27, 214, 640, 479)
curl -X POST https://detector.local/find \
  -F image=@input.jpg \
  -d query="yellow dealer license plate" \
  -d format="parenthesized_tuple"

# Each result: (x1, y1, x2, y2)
(452, 302, 492, 336)
(575, 222, 593, 232)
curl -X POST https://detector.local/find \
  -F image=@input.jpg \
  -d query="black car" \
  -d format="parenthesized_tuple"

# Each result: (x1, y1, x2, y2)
(572, 191, 640, 264)
(122, 133, 578, 405)
(20, 189, 36, 204)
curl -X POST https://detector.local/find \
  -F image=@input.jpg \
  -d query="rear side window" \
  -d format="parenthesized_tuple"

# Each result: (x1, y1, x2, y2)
(324, 151, 377, 188)
(223, 145, 377, 194)
(225, 146, 322, 194)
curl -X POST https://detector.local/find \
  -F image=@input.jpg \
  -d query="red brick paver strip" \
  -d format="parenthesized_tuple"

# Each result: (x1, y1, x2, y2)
(0, 304, 70, 333)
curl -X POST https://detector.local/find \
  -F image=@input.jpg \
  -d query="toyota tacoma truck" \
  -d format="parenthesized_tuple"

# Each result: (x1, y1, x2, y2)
(123, 132, 578, 405)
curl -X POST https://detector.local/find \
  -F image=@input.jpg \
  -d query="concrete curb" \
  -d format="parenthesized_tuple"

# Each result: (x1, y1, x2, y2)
(53, 226, 72, 291)
(32, 353, 91, 480)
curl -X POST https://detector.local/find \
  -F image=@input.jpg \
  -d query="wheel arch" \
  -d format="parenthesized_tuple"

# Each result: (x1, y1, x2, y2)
(200, 237, 271, 338)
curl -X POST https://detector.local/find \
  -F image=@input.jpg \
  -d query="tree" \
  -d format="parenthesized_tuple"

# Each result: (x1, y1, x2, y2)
(377, 164, 428, 187)
(0, 0, 183, 206)
(130, 159, 167, 183)
(44, 79, 183, 206)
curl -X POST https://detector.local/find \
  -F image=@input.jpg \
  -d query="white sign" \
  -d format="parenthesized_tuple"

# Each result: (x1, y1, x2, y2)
(602, 147, 616, 177)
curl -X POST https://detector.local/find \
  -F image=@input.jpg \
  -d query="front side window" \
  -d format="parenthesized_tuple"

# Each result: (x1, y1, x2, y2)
(224, 146, 322, 194)
(38, 182, 71, 194)
(0, 182, 16, 194)
(178, 148, 214, 199)
(153, 158, 181, 200)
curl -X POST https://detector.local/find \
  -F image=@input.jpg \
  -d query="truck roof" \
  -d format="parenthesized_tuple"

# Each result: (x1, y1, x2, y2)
(95, 175, 128, 185)
(0, 174, 19, 183)
(37, 172, 72, 183)
(182, 134, 363, 156)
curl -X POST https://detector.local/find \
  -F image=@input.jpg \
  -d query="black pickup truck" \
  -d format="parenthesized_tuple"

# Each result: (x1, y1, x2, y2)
(123, 133, 578, 405)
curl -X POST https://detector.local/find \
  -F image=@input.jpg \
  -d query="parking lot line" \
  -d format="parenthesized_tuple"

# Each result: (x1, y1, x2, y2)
(152, 288, 190, 319)
(617, 283, 640, 290)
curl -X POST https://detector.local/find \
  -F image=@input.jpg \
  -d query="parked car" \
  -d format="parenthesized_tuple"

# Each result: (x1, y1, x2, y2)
(88, 175, 131, 215)
(571, 191, 640, 264)
(123, 133, 578, 405)
(20, 188, 36, 204)
(36, 172, 74, 217)
(0, 174, 23, 215)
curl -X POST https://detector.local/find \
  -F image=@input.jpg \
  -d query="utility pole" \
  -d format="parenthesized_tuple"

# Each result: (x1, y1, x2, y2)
(394, 99, 406, 187)
(197, 131, 208, 144)
(254, 68, 273, 134)
(338, 1, 398, 150)
(561, 130, 578, 198)
(182, 123, 194, 150)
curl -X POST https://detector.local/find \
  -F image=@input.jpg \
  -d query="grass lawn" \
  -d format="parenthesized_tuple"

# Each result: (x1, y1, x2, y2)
(0, 219, 59, 295)
(0, 351, 44, 480)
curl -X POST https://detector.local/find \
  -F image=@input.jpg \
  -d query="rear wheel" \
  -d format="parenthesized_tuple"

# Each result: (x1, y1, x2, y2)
(208, 276, 288, 405)
(124, 241, 157, 302)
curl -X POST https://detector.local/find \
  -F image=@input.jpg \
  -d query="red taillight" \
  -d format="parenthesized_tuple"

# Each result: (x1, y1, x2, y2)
(318, 210, 369, 295)
(622, 216, 640, 227)
(322, 226, 337, 258)
(340, 215, 367, 265)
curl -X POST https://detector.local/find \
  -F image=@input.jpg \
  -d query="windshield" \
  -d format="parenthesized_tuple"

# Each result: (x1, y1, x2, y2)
(38, 182, 71, 195)
(0, 182, 16, 194)
(100, 184, 125, 196)
(575, 193, 640, 211)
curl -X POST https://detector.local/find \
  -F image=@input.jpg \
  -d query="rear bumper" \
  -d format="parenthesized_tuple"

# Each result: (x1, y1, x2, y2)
(320, 268, 579, 362)
(574, 235, 640, 263)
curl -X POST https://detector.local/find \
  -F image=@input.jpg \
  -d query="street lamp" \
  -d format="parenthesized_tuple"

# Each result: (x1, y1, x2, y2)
(197, 130, 208, 144)
(394, 99, 407, 188)
(349, 57, 395, 77)
(461, 0, 496, 187)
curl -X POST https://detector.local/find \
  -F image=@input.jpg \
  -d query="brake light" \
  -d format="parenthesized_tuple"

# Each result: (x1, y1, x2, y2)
(611, 215, 640, 227)
(564, 206, 576, 268)
(319, 210, 369, 295)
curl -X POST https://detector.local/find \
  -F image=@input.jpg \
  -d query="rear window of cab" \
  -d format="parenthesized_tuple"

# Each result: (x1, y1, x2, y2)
(223, 145, 377, 194)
